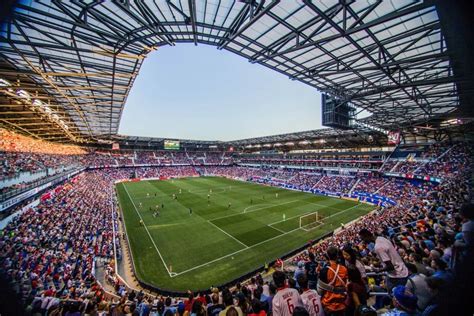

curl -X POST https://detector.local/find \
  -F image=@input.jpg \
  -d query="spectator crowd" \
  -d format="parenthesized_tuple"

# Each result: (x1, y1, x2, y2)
(0, 128, 472, 315)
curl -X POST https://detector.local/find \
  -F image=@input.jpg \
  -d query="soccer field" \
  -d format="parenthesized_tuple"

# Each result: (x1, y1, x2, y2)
(116, 177, 374, 292)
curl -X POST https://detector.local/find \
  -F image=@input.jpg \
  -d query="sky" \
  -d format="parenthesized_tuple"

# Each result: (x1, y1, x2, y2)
(118, 44, 324, 141)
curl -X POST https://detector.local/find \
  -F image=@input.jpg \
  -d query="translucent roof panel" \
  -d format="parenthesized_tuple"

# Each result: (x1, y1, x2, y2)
(0, 0, 459, 141)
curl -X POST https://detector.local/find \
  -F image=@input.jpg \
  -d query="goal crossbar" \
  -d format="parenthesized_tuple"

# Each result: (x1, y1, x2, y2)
(299, 211, 325, 231)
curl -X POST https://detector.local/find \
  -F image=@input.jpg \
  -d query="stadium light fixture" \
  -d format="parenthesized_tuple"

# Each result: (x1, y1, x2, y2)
(0, 78, 11, 87)
(285, 142, 295, 146)
(16, 89, 31, 100)
(274, 143, 282, 147)
(443, 118, 462, 125)
(32, 99, 43, 107)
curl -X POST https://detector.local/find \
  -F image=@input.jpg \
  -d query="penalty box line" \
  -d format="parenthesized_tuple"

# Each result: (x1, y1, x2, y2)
(267, 202, 343, 227)
(122, 183, 174, 277)
(171, 202, 369, 278)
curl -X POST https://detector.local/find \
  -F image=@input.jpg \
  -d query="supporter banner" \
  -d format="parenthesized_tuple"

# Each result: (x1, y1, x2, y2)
(40, 192, 52, 201)
(384, 172, 442, 183)
(387, 131, 401, 145)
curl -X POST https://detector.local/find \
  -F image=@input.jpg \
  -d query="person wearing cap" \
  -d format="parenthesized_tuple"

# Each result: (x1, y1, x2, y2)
(381, 285, 418, 316)
(404, 263, 432, 312)
(294, 261, 306, 288)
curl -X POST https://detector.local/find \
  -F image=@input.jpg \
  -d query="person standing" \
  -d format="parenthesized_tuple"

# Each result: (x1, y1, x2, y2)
(318, 247, 348, 316)
(298, 274, 323, 316)
(305, 252, 319, 290)
(272, 271, 303, 316)
(358, 229, 408, 292)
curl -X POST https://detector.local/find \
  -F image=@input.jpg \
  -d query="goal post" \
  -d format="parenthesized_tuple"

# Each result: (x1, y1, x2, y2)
(299, 212, 325, 231)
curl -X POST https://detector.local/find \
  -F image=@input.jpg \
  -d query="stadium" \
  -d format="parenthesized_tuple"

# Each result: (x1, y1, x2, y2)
(0, 1, 473, 315)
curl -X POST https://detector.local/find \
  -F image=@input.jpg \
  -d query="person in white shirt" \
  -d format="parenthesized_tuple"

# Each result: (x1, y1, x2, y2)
(272, 270, 304, 316)
(297, 274, 324, 316)
(359, 229, 408, 291)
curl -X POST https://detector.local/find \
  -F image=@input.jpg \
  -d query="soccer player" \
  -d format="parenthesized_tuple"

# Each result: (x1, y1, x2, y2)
(179, 188, 182, 194)
(172, 193, 176, 200)
(283, 214, 286, 221)
(228, 202, 231, 209)
(272, 271, 303, 316)
(154, 193, 157, 197)
(250, 198, 253, 204)
(161, 203, 164, 209)
(189, 208, 192, 215)
(147, 193, 150, 198)
(297, 274, 323, 316)
(139, 219, 144, 226)
(276, 193, 279, 198)
(207, 194, 210, 200)
(139, 202, 142, 208)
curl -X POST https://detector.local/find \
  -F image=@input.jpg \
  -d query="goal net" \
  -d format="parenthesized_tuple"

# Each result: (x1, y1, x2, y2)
(299, 212, 325, 231)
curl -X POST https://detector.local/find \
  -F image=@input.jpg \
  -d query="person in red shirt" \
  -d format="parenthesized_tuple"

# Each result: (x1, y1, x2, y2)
(184, 290, 195, 312)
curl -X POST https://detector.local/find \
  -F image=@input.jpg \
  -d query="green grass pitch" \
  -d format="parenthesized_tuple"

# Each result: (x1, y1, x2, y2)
(116, 176, 374, 292)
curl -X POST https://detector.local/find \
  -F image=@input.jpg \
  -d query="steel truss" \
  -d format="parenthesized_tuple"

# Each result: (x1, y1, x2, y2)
(0, 0, 459, 142)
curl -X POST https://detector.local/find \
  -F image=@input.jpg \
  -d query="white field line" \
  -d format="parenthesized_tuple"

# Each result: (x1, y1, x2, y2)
(133, 184, 250, 201)
(207, 200, 295, 224)
(171, 202, 370, 277)
(213, 199, 302, 222)
(268, 225, 286, 234)
(243, 203, 273, 213)
(307, 202, 343, 211)
(268, 211, 316, 226)
(300, 222, 325, 232)
(171, 225, 303, 278)
(206, 220, 249, 248)
(122, 183, 173, 277)
(268, 202, 365, 227)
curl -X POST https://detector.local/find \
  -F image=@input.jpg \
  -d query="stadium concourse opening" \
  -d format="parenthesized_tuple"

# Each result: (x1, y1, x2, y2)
(0, 1, 473, 315)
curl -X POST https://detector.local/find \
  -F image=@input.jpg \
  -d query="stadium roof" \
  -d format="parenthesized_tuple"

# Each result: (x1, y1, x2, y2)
(0, 0, 464, 143)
